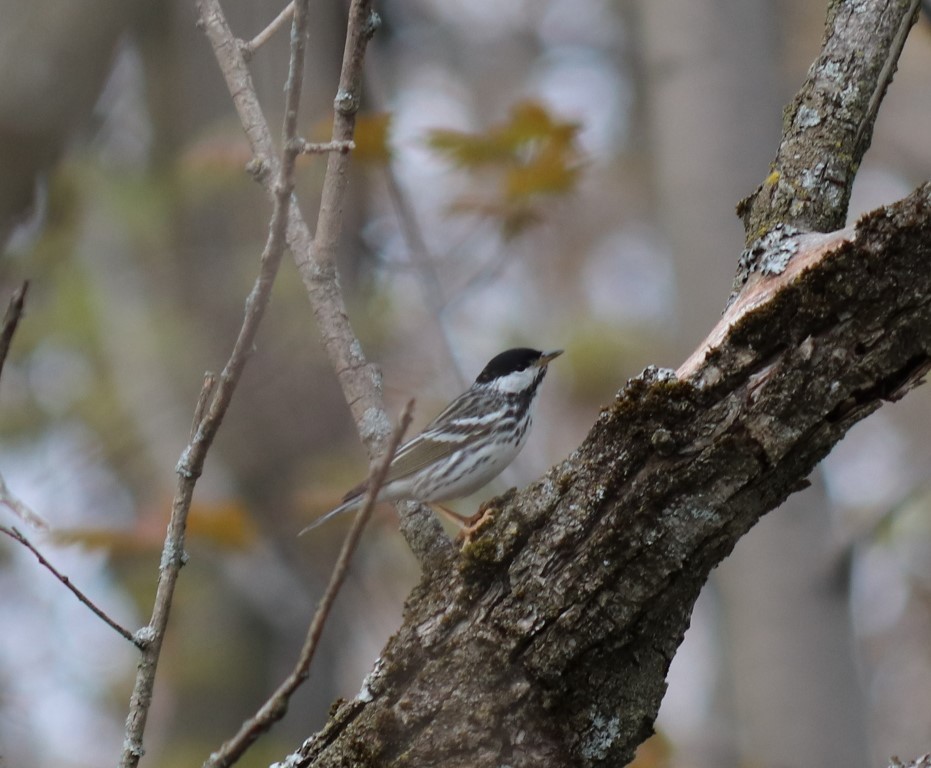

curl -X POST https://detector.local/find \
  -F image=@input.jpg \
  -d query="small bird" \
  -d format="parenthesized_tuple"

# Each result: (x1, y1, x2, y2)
(299, 347, 563, 534)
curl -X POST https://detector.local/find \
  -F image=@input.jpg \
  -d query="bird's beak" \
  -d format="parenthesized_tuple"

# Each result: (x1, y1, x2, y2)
(537, 349, 564, 366)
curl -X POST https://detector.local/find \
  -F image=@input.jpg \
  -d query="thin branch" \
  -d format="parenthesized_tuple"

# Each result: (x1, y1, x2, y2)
(383, 168, 469, 391)
(360, 46, 469, 391)
(0, 281, 28, 382)
(196, 0, 454, 571)
(0, 525, 140, 647)
(0, 472, 49, 530)
(118, 3, 314, 766)
(240, 0, 294, 59)
(190, 371, 217, 439)
(441, 243, 512, 315)
(202, 399, 415, 768)
(293, 138, 356, 155)
(0, 282, 49, 531)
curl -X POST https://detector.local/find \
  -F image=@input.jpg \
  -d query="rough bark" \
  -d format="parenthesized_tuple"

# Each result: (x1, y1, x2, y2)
(289, 188, 930, 766)
(280, 1, 930, 765)
(738, 0, 921, 241)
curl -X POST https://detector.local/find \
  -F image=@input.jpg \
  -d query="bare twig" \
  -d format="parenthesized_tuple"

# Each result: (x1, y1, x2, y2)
(360, 48, 469, 390)
(202, 399, 415, 768)
(0, 281, 28, 382)
(118, 4, 314, 766)
(0, 473, 49, 530)
(383, 169, 468, 391)
(293, 138, 356, 155)
(197, 0, 453, 570)
(1, 525, 140, 647)
(240, 0, 294, 59)
(190, 371, 218, 439)
(0, 282, 50, 531)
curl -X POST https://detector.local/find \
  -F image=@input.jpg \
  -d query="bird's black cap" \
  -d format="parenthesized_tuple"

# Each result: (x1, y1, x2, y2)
(475, 348, 562, 383)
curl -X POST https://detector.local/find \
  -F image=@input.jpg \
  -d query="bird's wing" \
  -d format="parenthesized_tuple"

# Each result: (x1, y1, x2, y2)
(342, 399, 496, 500)
(302, 393, 496, 533)
(383, 430, 469, 482)
(336, 435, 457, 504)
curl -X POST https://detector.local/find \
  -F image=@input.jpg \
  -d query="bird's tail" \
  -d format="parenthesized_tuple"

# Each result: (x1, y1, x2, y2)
(297, 495, 362, 536)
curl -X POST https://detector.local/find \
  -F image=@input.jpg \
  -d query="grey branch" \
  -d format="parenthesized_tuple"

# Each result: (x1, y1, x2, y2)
(281, 0, 931, 765)
(0, 525, 140, 647)
(737, 0, 922, 240)
(292, 138, 356, 155)
(118, 2, 314, 765)
(240, 1, 294, 59)
(202, 400, 415, 768)
(0, 281, 28, 382)
(197, 0, 452, 570)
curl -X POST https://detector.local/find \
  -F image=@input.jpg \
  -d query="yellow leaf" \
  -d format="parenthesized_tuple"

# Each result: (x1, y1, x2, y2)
(352, 112, 393, 164)
(53, 498, 259, 554)
(426, 99, 584, 235)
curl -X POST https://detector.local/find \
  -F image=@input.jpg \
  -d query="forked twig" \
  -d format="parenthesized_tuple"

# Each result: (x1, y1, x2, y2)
(202, 400, 415, 768)
(0, 525, 140, 647)
(197, 0, 454, 570)
(240, 0, 294, 58)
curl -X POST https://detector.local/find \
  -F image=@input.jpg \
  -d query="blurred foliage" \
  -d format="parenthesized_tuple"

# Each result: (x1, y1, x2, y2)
(560, 322, 655, 402)
(427, 100, 585, 238)
(54, 497, 258, 553)
(352, 111, 393, 165)
(307, 110, 393, 166)
(177, 125, 255, 200)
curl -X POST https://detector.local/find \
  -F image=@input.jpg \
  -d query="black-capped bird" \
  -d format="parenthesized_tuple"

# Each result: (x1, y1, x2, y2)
(299, 347, 563, 534)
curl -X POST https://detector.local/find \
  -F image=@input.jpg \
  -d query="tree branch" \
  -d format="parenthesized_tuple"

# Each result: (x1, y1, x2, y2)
(290, 180, 931, 768)
(240, 1, 294, 59)
(293, 138, 356, 155)
(0, 281, 28, 382)
(119, 2, 313, 765)
(737, 0, 921, 241)
(196, 0, 453, 571)
(0, 525, 140, 647)
(272, 1, 931, 764)
(202, 400, 415, 768)
(0, 282, 50, 532)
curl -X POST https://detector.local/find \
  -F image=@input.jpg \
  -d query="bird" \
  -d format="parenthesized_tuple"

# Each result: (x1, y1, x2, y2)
(299, 347, 563, 534)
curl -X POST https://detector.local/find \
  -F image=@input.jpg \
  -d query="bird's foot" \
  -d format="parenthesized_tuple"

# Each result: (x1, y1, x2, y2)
(455, 502, 496, 544)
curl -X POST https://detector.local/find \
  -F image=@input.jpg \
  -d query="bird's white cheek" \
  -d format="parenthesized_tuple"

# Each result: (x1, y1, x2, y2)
(493, 368, 539, 394)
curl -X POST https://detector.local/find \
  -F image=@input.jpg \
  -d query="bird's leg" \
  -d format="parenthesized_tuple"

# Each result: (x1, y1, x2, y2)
(434, 503, 471, 526)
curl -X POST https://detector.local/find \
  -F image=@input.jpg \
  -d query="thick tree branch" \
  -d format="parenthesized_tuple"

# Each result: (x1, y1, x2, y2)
(738, 0, 921, 241)
(289, 182, 931, 768)
(270, 1, 930, 764)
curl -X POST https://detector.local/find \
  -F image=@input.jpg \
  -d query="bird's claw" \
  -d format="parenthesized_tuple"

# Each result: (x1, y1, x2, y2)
(456, 503, 497, 544)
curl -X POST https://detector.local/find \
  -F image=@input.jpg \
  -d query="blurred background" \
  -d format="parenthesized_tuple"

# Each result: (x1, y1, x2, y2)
(1, 1, 930, 766)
